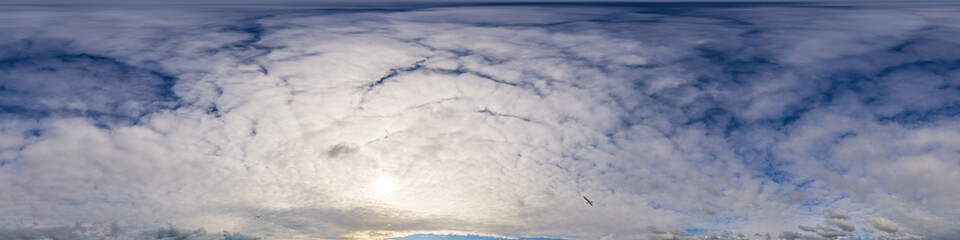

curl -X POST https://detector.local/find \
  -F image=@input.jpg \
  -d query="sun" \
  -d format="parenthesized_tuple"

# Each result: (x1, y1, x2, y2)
(371, 175, 399, 196)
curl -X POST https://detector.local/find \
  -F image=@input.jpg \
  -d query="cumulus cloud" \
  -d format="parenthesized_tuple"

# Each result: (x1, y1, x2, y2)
(826, 219, 855, 232)
(792, 210, 858, 238)
(1, 1, 959, 240)
(868, 217, 899, 233)
(817, 228, 847, 238)
(827, 210, 849, 220)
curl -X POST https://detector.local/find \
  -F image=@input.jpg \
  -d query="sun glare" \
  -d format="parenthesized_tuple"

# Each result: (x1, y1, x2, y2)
(371, 175, 399, 196)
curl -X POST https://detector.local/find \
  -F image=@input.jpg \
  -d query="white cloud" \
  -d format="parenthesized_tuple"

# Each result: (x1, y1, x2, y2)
(1, 2, 959, 240)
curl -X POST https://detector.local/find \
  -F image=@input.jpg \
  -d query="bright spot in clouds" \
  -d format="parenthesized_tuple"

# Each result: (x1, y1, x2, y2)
(372, 175, 399, 196)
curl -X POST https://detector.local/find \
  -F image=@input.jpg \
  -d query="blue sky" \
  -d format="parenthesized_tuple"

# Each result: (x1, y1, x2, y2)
(0, 1, 958, 240)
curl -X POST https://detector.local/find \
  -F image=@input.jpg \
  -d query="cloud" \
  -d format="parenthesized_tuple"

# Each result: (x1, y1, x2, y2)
(792, 211, 857, 239)
(868, 217, 899, 233)
(0, 225, 83, 240)
(1, 1, 959, 240)
(817, 229, 847, 238)
(778, 231, 803, 240)
(827, 210, 849, 220)
(701, 207, 718, 216)
(124, 225, 262, 240)
(826, 219, 855, 232)
(0, 41, 178, 125)
(0, 222, 263, 240)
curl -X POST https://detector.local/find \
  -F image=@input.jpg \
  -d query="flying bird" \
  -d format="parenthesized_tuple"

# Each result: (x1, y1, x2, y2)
(255, 214, 262, 219)
(583, 196, 594, 206)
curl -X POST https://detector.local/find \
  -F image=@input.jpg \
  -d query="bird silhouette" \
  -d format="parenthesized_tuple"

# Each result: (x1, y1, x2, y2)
(255, 214, 262, 219)
(583, 196, 594, 206)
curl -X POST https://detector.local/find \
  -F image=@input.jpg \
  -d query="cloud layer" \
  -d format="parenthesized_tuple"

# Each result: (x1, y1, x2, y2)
(1, 2, 959, 240)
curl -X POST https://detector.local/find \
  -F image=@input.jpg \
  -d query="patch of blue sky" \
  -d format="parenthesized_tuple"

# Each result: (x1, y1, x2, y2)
(683, 227, 711, 236)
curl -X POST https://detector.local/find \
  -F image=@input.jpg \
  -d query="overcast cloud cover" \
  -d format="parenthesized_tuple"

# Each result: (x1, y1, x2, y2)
(1, 1, 960, 240)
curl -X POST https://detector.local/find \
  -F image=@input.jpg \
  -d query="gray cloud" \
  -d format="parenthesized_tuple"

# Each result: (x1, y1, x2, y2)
(135, 226, 261, 240)
(868, 217, 899, 233)
(326, 142, 359, 158)
(701, 207, 718, 216)
(0, 222, 263, 240)
(778, 231, 803, 240)
(0, 225, 83, 240)
(817, 229, 847, 238)
(826, 219, 855, 232)
(827, 210, 849, 220)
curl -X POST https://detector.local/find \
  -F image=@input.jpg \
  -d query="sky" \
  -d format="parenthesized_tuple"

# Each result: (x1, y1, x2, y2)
(0, 1, 959, 240)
